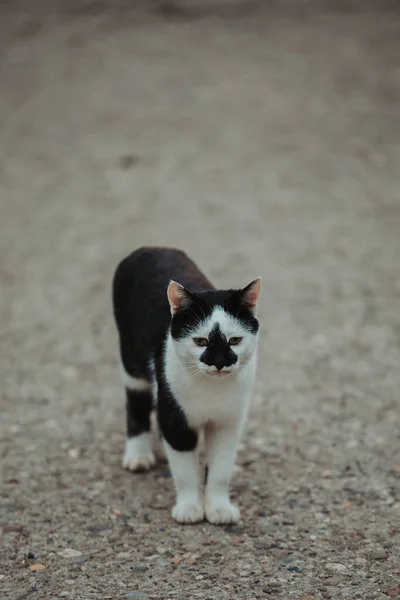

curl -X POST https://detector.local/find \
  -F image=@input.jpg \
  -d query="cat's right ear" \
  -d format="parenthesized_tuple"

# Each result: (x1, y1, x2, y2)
(167, 280, 191, 315)
(240, 277, 262, 315)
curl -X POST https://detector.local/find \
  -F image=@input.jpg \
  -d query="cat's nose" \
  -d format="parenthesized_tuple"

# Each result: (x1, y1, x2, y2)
(214, 357, 226, 371)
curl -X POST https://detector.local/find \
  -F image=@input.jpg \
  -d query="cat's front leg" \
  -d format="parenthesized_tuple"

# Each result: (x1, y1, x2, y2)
(204, 421, 243, 524)
(158, 386, 204, 524)
(164, 442, 204, 524)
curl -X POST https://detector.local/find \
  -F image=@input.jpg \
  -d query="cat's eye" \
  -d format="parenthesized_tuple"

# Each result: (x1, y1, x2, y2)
(193, 337, 208, 347)
(229, 337, 243, 346)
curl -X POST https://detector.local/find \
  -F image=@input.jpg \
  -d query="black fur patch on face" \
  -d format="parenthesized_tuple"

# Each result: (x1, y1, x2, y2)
(170, 289, 259, 340)
(199, 323, 238, 371)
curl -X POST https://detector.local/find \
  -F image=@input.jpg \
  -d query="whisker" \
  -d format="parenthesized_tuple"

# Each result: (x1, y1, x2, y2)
(180, 369, 203, 386)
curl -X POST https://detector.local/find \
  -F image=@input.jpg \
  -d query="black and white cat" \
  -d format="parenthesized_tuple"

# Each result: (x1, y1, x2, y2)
(112, 247, 261, 524)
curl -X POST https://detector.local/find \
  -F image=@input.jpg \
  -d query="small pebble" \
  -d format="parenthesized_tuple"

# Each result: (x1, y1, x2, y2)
(58, 548, 83, 559)
(325, 576, 342, 586)
(126, 594, 146, 599)
(67, 448, 79, 459)
(30, 563, 46, 571)
(62, 366, 77, 379)
(325, 562, 347, 572)
(288, 564, 303, 573)
(368, 550, 388, 561)
(157, 559, 170, 567)
(74, 556, 89, 565)
(118, 155, 140, 170)
(130, 566, 148, 573)
(263, 582, 282, 590)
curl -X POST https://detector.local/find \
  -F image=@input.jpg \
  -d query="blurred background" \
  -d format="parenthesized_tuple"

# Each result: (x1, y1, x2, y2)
(1, 1, 399, 598)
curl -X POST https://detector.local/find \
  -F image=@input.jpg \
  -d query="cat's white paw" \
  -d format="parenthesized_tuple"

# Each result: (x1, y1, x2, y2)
(123, 453, 155, 472)
(205, 502, 240, 524)
(172, 502, 204, 524)
(122, 435, 155, 472)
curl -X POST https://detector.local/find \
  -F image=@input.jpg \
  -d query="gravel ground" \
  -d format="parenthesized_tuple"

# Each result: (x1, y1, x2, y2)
(1, 1, 400, 599)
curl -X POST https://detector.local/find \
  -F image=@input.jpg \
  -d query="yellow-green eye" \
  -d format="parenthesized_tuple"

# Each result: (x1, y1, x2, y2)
(229, 337, 243, 346)
(193, 337, 208, 347)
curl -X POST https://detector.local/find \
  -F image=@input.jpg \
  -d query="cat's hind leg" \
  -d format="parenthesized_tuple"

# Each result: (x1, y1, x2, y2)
(121, 364, 156, 472)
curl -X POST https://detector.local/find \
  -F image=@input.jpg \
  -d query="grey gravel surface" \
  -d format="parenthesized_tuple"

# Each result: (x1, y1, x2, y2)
(1, 1, 400, 599)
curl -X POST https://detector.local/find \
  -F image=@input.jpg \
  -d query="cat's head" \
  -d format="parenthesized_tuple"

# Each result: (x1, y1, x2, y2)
(166, 279, 261, 377)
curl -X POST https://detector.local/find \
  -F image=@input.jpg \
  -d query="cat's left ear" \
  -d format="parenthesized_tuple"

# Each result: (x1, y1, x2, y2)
(167, 280, 192, 315)
(240, 277, 262, 315)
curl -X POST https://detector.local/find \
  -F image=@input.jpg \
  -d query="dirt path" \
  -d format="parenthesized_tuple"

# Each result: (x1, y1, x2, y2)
(1, 1, 400, 599)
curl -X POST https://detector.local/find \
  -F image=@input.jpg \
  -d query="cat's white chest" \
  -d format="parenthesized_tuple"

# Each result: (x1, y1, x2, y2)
(166, 361, 254, 428)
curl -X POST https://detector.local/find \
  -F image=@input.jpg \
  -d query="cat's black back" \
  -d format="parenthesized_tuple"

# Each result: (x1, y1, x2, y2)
(112, 246, 214, 379)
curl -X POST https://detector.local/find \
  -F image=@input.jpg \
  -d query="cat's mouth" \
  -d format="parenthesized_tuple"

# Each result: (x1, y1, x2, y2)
(208, 369, 232, 377)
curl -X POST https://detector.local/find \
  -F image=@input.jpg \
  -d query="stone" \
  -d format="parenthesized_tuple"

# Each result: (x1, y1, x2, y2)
(30, 563, 46, 571)
(263, 582, 282, 591)
(157, 559, 170, 567)
(325, 563, 347, 572)
(74, 556, 89, 564)
(368, 550, 388, 561)
(288, 564, 303, 573)
(281, 555, 297, 564)
(58, 548, 83, 558)
(325, 576, 343, 586)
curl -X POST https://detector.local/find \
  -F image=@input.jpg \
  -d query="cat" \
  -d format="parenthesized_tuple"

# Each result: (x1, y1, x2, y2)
(112, 246, 261, 524)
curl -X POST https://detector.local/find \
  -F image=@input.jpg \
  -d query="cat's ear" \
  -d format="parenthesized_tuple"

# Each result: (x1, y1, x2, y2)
(167, 280, 192, 315)
(240, 277, 262, 315)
